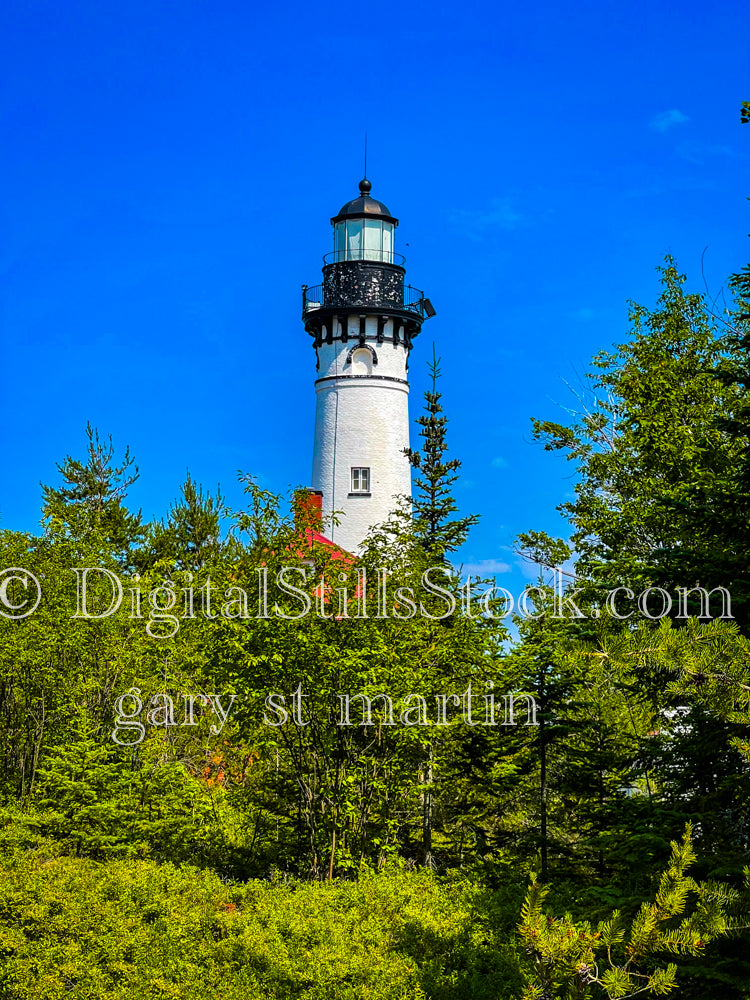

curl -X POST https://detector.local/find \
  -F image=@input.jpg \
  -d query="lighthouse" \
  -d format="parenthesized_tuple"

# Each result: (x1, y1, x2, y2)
(302, 178, 434, 553)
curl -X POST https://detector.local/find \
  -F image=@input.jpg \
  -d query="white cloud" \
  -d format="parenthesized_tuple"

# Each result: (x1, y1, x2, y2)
(450, 198, 522, 239)
(650, 109, 689, 132)
(676, 141, 733, 165)
(515, 554, 578, 583)
(516, 557, 543, 582)
(460, 559, 512, 576)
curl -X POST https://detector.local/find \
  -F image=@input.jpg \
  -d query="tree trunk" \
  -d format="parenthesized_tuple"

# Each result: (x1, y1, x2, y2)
(422, 744, 434, 868)
(539, 666, 548, 882)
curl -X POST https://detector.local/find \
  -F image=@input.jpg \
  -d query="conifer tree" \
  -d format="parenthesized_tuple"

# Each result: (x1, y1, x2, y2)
(527, 262, 750, 898)
(399, 349, 483, 867)
(136, 472, 226, 572)
(530, 260, 742, 622)
(41, 422, 143, 566)
(32, 713, 131, 858)
(518, 825, 744, 1000)
(708, 263, 750, 616)
(404, 346, 479, 561)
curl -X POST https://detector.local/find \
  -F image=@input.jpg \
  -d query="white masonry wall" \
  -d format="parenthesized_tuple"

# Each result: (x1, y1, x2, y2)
(312, 314, 412, 553)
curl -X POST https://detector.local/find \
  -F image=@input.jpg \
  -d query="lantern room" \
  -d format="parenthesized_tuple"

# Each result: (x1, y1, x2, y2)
(331, 178, 399, 263)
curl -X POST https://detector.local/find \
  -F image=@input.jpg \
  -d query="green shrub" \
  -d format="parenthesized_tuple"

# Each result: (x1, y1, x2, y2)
(0, 848, 523, 1000)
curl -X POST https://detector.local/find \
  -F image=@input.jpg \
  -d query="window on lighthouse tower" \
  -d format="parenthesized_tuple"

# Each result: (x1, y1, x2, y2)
(350, 348, 373, 376)
(350, 468, 370, 494)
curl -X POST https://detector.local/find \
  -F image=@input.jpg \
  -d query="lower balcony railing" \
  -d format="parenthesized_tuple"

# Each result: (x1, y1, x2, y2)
(302, 283, 428, 319)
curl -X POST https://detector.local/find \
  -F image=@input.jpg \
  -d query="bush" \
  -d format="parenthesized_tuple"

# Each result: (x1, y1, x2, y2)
(0, 848, 523, 1000)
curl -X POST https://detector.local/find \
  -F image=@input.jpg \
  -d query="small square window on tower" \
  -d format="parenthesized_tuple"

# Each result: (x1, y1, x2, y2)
(351, 467, 370, 493)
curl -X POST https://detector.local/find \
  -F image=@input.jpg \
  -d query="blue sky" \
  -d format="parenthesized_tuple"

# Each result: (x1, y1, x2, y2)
(1, 0, 748, 598)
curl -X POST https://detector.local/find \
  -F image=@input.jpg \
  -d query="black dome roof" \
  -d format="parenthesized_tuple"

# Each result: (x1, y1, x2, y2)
(331, 178, 399, 225)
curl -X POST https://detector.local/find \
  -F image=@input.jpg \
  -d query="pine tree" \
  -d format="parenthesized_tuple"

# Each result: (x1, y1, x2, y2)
(531, 260, 743, 622)
(518, 824, 744, 1000)
(404, 346, 479, 561)
(504, 532, 651, 885)
(32, 713, 132, 858)
(41, 422, 143, 566)
(136, 472, 226, 572)
(526, 262, 750, 896)
(708, 263, 750, 616)
(399, 349, 482, 867)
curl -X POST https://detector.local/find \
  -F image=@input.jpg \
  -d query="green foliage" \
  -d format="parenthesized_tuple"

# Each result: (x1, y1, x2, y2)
(41, 422, 144, 566)
(6, 249, 750, 997)
(31, 712, 133, 857)
(519, 257, 750, 994)
(404, 346, 479, 560)
(518, 826, 744, 999)
(516, 532, 573, 575)
(135, 472, 227, 573)
(531, 259, 745, 621)
(0, 851, 524, 1000)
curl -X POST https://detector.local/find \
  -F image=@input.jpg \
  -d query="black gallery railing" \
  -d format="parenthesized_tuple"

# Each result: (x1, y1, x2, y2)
(301, 283, 429, 319)
(323, 250, 407, 266)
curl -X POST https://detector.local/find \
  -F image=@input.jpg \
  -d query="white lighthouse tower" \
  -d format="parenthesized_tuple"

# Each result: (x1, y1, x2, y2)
(302, 178, 434, 553)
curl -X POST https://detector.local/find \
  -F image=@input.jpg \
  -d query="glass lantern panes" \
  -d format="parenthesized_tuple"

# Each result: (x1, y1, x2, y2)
(382, 223, 392, 259)
(334, 222, 346, 259)
(346, 220, 362, 256)
(364, 220, 381, 259)
(334, 221, 394, 262)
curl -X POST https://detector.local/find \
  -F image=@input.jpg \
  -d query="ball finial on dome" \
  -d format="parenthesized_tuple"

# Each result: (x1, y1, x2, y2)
(359, 177, 372, 195)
